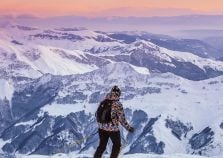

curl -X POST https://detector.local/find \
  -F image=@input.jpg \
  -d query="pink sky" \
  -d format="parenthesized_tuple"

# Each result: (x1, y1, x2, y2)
(1, 0, 223, 17)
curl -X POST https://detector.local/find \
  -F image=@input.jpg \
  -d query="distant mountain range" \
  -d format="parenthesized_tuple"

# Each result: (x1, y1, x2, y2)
(1, 14, 223, 36)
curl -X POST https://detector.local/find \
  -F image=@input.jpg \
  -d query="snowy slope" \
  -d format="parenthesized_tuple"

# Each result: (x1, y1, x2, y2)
(19, 45, 98, 75)
(17, 153, 223, 158)
(0, 62, 223, 157)
(1, 25, 223, 157)
(0, 79, 14, 101)
(0, 39, 98, 77)
(1, 25, 223, 80)
(4, 25, 123, 51)
(1, 25, 130, 77)
(158, 46, 223, 71)
(90, 40, 223, 73)
(4, 62, 219, 156)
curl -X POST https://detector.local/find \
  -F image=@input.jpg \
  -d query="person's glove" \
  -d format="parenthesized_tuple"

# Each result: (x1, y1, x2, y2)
(129, 127, 134, 133)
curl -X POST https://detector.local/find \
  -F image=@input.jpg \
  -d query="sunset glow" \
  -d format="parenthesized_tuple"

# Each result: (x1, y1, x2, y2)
(1, 0, 223, 17)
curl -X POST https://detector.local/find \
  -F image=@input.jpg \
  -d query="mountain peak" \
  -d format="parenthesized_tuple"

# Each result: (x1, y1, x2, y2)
(85, 62, 150, 87)
(96, 61, 149, 75)
(130, 40, 159, 52)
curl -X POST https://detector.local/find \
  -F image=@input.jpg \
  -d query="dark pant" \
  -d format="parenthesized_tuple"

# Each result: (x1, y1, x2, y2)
(94, 129, 121, 158)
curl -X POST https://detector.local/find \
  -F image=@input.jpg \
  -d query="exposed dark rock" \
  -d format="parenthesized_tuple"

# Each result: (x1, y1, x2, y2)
(126, 110, 148, 143)
(23, 48, 41, 61)
(127, 116, 165, 154)
(89, 91, 104, 103)
(220, 122, 223, 129)
(0, 98, 13, 135)
(30, 33, 83, 42)
(165, 119, 193, 140)
(11, 40, 23, 45)
(189, 127, 214, 150)
(11, 76, 61, 120)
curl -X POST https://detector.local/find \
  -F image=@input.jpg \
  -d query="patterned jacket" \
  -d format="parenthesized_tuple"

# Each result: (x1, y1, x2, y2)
(98, 97, 132, 132)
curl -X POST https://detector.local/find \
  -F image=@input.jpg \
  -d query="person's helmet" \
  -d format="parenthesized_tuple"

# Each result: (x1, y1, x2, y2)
(111, 85, 121, 97)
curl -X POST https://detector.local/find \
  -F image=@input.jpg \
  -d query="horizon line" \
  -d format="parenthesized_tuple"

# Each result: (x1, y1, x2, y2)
(1, 13, 223, 19)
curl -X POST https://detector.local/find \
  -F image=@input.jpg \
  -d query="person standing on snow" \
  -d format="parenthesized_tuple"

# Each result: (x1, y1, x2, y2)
(94, 86, 134, 158)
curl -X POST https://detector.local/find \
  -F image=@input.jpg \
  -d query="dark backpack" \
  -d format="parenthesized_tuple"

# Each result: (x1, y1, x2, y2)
(96, 99, 113, 123)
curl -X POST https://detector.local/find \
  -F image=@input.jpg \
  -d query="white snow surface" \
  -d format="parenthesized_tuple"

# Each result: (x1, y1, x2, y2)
(24, 45, 97, 75)
(1, 25, 223, 157)
(130, 64, 150, 75)
(17, 153, 223, 158)
(0, 79, 14, 101)
(159, 46, 223, 71)
(40, 103, 84, 116)
(15, 120, 37, 127)
(36, 71, 223, 156)
(0, 39, 98, 76)
(2, 26, 223, 78)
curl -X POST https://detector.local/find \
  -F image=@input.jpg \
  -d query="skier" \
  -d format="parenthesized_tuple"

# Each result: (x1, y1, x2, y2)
(94, 86, 134, 158)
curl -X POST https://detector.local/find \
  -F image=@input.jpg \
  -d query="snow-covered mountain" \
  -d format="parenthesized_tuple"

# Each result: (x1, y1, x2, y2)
(107, 32, 222, 59)
(1, 25, 223, 81)
(0, 25, 223, 157)
(1, 63, 223, 157)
